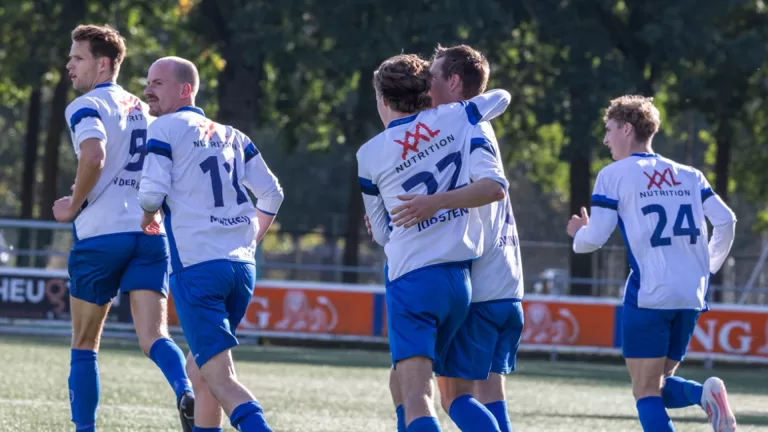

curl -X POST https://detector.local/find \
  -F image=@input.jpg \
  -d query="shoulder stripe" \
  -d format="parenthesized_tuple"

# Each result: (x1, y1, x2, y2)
(701, 187, 715, 202)
(465, 102, 481, 126)
(147, 139, 172, 160)
(470, 137, 496, 156)
(591, 194, 618, 210)
(358, 177, 380, 196)
(244, 142, 260, 163)
(69, 108, 101, 133)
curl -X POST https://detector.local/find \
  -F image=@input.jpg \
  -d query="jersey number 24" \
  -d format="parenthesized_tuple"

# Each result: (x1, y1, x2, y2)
(642, 204, 701, 247)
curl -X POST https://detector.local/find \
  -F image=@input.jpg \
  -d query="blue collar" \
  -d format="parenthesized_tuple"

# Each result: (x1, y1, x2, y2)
(631, 152, 659, 158)
(94, 82, 118, 89)
(177, 106, 205, 116)
(387, 113, 418, 129)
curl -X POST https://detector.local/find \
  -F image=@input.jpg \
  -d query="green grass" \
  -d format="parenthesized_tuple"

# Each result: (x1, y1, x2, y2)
(0, 334, 766, 431)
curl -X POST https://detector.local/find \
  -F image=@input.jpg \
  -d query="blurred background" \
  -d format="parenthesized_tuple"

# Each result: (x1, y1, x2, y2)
(2, 0, 768, 301)
(2, 2, 768, 430)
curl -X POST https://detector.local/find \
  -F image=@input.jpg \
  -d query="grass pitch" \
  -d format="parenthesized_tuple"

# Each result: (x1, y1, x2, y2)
(0, 334, 766, 431)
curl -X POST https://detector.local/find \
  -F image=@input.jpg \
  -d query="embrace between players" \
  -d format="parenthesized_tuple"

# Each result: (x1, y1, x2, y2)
(53, 22, 737, 432)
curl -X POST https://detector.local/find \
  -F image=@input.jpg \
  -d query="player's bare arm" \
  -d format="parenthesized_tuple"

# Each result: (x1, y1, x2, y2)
(255, 210, 276, 243)
(391, 178, 505, 228)
(53, 137, 105, 222)
(566, 207, 589, 238)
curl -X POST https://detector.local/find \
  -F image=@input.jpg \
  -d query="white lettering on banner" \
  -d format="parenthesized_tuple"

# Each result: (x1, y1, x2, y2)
(719, 321, 752, 354)
(0, 278, 46, 303)
(275, 290, 338, 333)
(693, 319, 754, 355)
(522, 303, 580, 344)
(240, 297, 270, 329)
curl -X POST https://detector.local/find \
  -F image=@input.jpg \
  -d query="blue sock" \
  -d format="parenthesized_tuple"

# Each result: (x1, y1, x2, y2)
(485, 401, 512, 432)
(636, 396, 675, 432)
(449, 394, 501, 431)
(149, 338, 192, 400)
(193, 428, 222, 432)
(396, 404, 406, 432)
(69, 349, 99, 432)
(230, 401, 272, 432)
(406, 416, 442, 432)
(662, 376, 703, 409)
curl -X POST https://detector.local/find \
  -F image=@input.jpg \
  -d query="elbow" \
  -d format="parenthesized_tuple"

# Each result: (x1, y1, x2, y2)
(491, 183, 506, 202)
(82, 152, 105, 170)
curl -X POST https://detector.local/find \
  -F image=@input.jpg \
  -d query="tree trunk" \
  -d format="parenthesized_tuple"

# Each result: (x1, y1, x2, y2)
(216, 48, 264, 135)
(709, 118, 733, 302)
(567, 87, 594, 295)
(341, 67, 377, 283)
(35, 68, 69, 267)
(17, 85, 43, 268)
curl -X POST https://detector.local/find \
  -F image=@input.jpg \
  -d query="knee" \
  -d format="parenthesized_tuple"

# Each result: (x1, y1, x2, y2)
(71, 332, 98, 351)
(632, 381, 664, 400)
(186, 358, 206, 389)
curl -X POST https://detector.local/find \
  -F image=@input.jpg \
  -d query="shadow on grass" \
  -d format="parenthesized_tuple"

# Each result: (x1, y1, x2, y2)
(526, 411, 768, 428)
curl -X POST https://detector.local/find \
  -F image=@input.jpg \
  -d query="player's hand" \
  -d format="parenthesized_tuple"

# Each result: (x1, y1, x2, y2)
(141, 211, 161, 235)
(364, 215, 374, 241)
(392, 194, 441, 228)
(567, 206, 589, 238)
(52, 196, 77, 222)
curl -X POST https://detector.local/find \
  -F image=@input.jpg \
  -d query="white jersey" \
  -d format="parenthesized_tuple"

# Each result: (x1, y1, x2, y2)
(358, 90, 511, 282)
(139, 106, 284, 272)
(65, 82, 155, 240)
(469, 123, 524, 303)
(573, 153, 737, 310)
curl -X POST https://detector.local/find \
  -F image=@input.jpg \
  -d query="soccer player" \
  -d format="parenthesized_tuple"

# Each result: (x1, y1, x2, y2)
(138, 56, 283, 432)
(52, 24, 194, 432)
(376, 45, 523, 432)
(358, 53, 510, 432)
(566, 95, 737, 432)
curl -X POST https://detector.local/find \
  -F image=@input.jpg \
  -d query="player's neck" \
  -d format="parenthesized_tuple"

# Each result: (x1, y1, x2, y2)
(629, 141, 653, 155)
(384, 110, 420, 127)
(89, 74, 116, 92)
(171, 97, 196, 114)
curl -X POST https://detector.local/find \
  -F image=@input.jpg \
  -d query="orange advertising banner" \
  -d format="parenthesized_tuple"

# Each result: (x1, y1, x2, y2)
(688, 307, 768, 358)
(520, 298, 617, 348)
(237, 281, 383, 337)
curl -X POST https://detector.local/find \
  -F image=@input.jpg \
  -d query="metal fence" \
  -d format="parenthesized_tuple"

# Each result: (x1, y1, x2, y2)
(1, 218, 767, 305)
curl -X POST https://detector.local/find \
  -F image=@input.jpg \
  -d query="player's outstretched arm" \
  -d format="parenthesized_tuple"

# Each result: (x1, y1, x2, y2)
(391, 179, 505, 229)
(700, 178, 738, 274)
(464, 89, 511, 125)
(241, 140, 284, 218)
(391, 122, 508, 229)
(569, 170, 618, 253)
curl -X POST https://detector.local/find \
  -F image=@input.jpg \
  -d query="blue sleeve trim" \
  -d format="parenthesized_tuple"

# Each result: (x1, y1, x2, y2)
(69, 108, 101, 132)
(256, 207, 276, 216)
(701, 187, 715, 202)
(147, 139, 172, 160)
(470, 137, 496, 157)
(465, 102, 481, 126)
(244, 142, 260, 163)
(358, 177, 380, 196)
(591, 194, 618, 210)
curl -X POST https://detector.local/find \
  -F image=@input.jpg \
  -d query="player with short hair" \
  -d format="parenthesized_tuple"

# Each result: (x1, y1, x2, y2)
(53, 24, 194, 432)
(359, 53, 511, 432)
(566, 95, 737, 432)
(139, 56, 283, 432)
(377, 44, 523, 432)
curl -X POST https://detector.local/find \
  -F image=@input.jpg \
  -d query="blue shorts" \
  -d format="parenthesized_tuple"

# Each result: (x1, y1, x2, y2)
(437, 299, 524, 380)
(171, 260, 255, 368)
(68, 232, 169, 306)
(386, 262, 471, 369)
(622, 303, 700, 361)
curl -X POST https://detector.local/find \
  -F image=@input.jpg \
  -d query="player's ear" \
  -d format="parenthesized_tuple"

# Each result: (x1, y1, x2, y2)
(448, 74, 461, 92)
(181, 82, 192, 98)
(623, 122, 633, 136)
